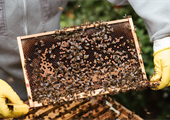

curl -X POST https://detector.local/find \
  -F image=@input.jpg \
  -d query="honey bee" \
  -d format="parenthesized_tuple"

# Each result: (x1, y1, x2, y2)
(38, 50, 42, 54)
(27, 58, 31, 61)
(29, 63, 34, 67)
(50, 54, 54, 58)
(48, 49, 52, 54)
(34, 42, 38, 46)
(84, 55, 89, 59)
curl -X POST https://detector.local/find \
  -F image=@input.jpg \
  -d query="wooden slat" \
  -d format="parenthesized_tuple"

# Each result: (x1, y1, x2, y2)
(114, 100, 143, 120)
(17, 37, 38, 107)
(18, 19, 128, 40)
(128, 18, 147, 80)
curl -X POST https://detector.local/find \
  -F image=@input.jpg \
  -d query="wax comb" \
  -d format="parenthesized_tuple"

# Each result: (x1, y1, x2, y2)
(17, 18, 153, 108)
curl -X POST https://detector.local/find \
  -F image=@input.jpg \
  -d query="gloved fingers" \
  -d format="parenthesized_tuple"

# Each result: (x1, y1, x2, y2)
(0, 103, 29, 118)
(4, 87, 23, 104)
(0, 102, 12, 118)
(0, 80, 28, 118)
(156, 66, 170, 89)
(164, 62, 170, 87)
(163, 65, 170, 86)
(159, 51, 170, 88)
(167, 81, 170, 87)
(150, 57, 162, 82)
(165, 80, 170, 87)
(0, 80, 23, 104)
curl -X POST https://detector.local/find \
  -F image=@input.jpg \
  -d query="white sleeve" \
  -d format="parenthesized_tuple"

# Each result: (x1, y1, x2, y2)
(108, 0, 129, 5)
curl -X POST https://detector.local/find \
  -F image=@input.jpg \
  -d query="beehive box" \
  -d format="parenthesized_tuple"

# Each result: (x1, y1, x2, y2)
(17, 18, 151, 108)
(13, 95, 143, 120)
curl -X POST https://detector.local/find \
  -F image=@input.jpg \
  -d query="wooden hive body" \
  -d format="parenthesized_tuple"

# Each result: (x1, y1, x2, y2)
(13, 96, 143, 120)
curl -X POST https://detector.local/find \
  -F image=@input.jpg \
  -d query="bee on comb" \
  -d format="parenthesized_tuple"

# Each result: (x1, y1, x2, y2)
(17, 18, 157, 108)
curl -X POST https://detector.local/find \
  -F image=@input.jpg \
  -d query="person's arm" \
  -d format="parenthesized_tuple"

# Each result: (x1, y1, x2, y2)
(150, 38, 170, 90)
(107, 0, 129, 5)
(0, 79, 29, 118)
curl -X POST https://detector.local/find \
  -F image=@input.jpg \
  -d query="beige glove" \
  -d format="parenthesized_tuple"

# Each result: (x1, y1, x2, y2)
(0, 79, 29, 118)
(150, 47, 170, 90)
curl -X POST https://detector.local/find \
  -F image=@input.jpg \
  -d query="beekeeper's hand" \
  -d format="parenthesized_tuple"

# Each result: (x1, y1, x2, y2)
(150, 37, 170, 90)
(0, 79, 29, 118)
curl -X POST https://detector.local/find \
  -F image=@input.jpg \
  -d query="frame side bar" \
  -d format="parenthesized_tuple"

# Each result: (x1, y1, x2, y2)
(128, 18, 147, 80)
(17, 36, 34, 107)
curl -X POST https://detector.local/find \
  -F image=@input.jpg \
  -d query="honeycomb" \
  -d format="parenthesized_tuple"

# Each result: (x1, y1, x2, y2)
(17, 18, 156, 108)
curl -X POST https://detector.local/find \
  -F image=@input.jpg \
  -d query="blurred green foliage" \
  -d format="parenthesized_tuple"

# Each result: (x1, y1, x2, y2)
(61, 0, 170, 119)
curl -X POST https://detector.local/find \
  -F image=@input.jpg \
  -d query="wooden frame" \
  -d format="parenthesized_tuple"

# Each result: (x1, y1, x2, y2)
(17, 18, 148, 108)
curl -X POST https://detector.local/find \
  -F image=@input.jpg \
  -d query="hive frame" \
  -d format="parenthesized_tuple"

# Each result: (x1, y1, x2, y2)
(17, 18, 147, 108)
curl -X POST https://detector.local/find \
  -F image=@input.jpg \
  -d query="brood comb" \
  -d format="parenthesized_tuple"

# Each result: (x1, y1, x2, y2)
(17, 18, 156, 108)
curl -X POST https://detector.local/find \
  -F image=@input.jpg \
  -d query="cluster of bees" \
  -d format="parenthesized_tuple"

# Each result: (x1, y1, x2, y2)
(15, 95, 140, 120)
(23, 20, 153, 106)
